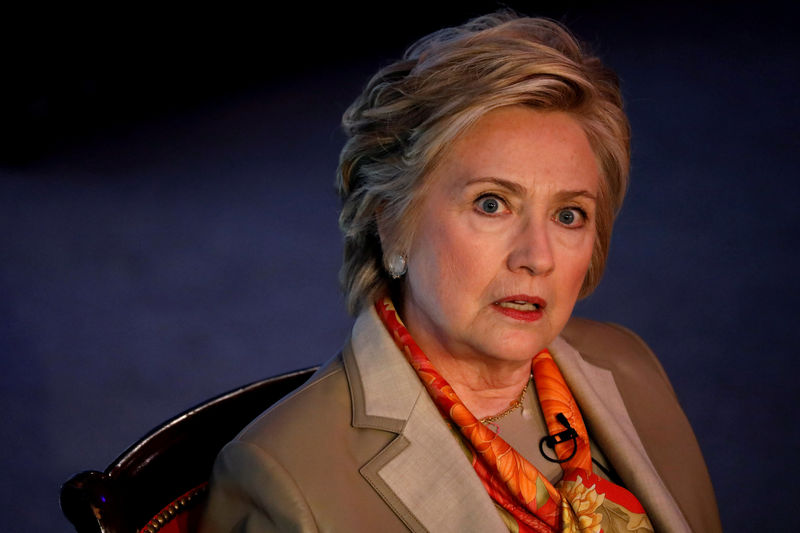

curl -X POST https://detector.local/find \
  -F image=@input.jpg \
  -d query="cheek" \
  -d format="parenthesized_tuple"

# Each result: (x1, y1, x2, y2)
(413, 226, 469, 288)
(408, 220, 490, 309)
(556, 231, 595, 291)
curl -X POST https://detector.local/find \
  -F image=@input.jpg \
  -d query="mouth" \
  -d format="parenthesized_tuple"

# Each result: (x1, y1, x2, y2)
(492, 296, 547, 321)
(495, 300, 544, 311)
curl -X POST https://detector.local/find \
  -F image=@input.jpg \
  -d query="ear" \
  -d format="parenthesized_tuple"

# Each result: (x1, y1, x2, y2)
(375, 200, 418, 267)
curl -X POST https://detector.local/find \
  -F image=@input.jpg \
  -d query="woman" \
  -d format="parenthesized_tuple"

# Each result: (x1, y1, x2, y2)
(201, 11, 721, 533)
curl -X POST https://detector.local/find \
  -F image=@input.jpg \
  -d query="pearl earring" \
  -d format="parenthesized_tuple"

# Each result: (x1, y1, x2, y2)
(386, 253, 407, 279)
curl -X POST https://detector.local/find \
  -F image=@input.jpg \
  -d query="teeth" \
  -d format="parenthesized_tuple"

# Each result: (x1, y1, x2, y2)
(498, 301, 539, 311)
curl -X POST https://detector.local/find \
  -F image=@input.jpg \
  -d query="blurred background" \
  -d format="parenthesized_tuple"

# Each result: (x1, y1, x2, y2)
(1, 1, 797, 530)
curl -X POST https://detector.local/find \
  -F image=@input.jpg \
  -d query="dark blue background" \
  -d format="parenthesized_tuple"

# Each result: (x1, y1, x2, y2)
(1, 2, 797, 531)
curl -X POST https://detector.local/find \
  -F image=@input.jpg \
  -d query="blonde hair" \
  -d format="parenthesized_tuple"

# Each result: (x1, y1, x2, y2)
(337, 11, 630, 315)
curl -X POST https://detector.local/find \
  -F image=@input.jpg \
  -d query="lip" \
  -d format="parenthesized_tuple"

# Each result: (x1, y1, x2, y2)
(492, 295, 547, 322)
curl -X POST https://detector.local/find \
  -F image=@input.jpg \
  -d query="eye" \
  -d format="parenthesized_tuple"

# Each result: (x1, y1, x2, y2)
(555, 207, 585, 227)
(475, 194, 506, 215)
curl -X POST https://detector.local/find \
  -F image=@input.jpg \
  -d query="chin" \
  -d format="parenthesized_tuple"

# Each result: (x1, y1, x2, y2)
(485, 332, 551, 362)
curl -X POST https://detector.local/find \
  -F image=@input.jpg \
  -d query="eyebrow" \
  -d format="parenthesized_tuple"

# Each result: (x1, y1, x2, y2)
(553, 190, 597, 202)
(464, 177, 526, 195)
(465, 177, 597, 202)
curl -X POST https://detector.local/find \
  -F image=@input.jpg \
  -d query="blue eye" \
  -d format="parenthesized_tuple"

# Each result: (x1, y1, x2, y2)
(556, 208, 584, 226)
(477, 196, 502, 214)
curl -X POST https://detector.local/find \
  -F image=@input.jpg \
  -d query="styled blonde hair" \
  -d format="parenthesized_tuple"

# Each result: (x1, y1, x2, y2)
(337, 11, 630, 315)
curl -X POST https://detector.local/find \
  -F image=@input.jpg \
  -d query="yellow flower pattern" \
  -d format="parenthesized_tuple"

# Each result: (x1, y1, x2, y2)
(559, 475, 604, 533)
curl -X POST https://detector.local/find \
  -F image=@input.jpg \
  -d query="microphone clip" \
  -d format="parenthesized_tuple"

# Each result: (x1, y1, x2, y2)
(539, 412, 578, 464)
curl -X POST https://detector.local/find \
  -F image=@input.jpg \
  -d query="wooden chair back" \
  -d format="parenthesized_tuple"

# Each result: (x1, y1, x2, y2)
(60, 367, 318, 533)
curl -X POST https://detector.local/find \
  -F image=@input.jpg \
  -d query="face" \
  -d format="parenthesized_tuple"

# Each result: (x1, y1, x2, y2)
(399, 106, 600, 370)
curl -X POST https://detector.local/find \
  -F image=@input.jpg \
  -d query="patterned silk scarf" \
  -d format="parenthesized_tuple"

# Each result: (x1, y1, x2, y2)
(375, 298, 653, 533)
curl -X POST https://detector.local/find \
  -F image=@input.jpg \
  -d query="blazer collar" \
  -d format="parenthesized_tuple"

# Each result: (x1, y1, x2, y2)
(344, 307, 508, 532)
(345, 306, 421, 429)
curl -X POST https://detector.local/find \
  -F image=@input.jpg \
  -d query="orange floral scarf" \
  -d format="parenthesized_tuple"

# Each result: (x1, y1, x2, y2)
(376, 298, 653, 532)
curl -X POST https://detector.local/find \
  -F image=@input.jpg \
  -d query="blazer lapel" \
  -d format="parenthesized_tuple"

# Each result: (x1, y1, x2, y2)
(549, 336, 691, 532)
(344, 308, 507, 533)
(342, 308, 690, 532)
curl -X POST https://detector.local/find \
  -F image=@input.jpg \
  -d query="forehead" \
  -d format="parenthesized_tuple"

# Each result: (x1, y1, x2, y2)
(429, 106, 601, 194)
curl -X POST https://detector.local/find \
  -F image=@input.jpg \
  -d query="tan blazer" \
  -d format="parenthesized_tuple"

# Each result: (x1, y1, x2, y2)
(200, 308, 721, 533)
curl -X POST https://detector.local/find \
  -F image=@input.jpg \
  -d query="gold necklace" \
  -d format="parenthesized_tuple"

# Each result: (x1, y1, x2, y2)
(479, 374, 532, 424)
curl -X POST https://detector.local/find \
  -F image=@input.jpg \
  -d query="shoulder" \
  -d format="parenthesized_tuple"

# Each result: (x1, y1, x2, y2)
(236, 354, 353, 454)
(560, 316, 677, 399)
(561, 316, 659, 366)
(199, 360, 351, 533)
(202, 352, 405, 532)
(229, 352, 395, 481)
(201, 356, 354, 533)
(561, 318, 722, 532)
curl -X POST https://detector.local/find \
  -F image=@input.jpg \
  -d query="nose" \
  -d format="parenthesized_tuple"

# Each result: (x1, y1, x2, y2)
(506, 217, 555, 276)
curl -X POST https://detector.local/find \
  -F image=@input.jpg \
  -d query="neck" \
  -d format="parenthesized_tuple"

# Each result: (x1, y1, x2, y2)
(426, 350, 533, 420)
(380, 296, 537, 420)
